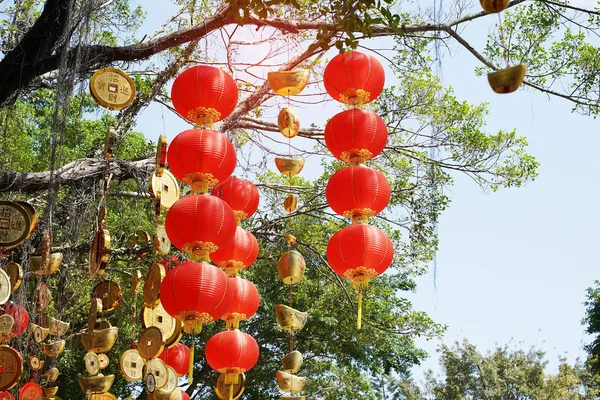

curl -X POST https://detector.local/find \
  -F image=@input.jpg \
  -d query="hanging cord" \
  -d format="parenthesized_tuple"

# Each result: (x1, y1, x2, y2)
(497, 13, 510, 68)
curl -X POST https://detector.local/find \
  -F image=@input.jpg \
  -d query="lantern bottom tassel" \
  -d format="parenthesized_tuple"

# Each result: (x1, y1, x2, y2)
(188, 343, 195, 385)
(184, 319, 204, 334)
(357, 288, 363, 329)
(229, 383, 234, 400)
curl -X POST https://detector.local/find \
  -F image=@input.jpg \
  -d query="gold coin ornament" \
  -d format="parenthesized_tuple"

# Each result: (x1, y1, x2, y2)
(146, 373, 156, 393)
(149, 171, 180, 209)
(156, 135, 168, 178)
(143, 302, 176, 340)
(215, 373, 246, 400)
(15, 201, 37, 237)
(29, 356, 43, 371)
(0, 346, 23, 390)
(0, 270, 10, 306)
(98, 353, 109, 370)
(104, 126, 115, 160)
(119, 349, 144, 382)
(0, 201, 31, 249)
(155, 226, 171, 255)
(143, 263, 165, 308)
(35, 281, 50, 311)
(144, 358, 168, 389)
(138, 326, 164, 360)
(92, 280, 123, 312)
(163, 319, 183, 349)
(90, 68, 136, 111)
(162, 366, 178, 393)
(0, 315, 13, 334)
(3, 262, 22, 292)
(89, 228, 111, 278)
(32, 325, 49, 343)
(84, 351, 100, 376)
(88, 298, 103, 332)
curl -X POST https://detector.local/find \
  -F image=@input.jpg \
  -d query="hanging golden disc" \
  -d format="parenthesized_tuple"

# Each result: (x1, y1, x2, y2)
(35, 281, 51, 311)
(45, 367, 59, 383)
(89, 228, 111, 278)
(155, 226, 171, 255)
(277, 107, 300, 139)
(104, 126, 115, 160)
(119, 349, 144, 382)
(98, 353, 109, 370)
(161, 366, 177, 394)
(0, 201, 31, 249)
(90, 68, 136, 111)
(156, 135, 168, 178)
(143, 263, 165, 308)
(146, 373, 156, 393)
(143, 302, 176, 340)
(144, 359, 168, 389)
(84, 352, 100, 376)
(215, 373, 245, 400)
(28, 356, 43, 371)
(149, 171, 180, 209)
(0, 315, 13, 334)
(164, 319, 183, 349)
(4, 262, 22, 292)
(274, 157, 305, 177)
(138, 327, 164, 360)
(0, 270, 11, 306)
(0, 346, 23, 390)
(88, 298, 103, 332)
(92, 280, 123, 312)
(15, 201, 37, 238)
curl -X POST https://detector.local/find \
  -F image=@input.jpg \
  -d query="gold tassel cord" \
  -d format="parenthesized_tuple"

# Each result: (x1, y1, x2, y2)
(357, 288, 363, 330)
(188, 343, 195, 385)
(229, 382, 234, 400)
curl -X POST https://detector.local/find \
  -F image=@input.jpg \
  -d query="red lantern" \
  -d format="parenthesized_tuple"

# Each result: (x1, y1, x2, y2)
(167, 129, 236, 193)
(323, 51, 385, 105)
(3, 302, 29, 336)
(160, 261, 233, 334)
(171, 65, 238, 126)
(326, 165, 391, 224)
(159, 343, 190, 376)
(180, 389, 191, 400)
(221, 277, 260, 329)
(165, 195, 237, 261)
(205, 330, 259, 384)
(210, 227, 259, 276)
(211, 177, 260, 222)
(326, 224, 394, 328)
(324, 109, 388, 163)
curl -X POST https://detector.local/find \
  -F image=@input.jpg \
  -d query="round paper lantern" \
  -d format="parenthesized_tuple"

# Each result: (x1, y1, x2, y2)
(326, 165, 391, 224)
(326, 224, 394, 328)
(210, 227, 259, 276)
(221, 277, 260, 329)
(180, 389, 191, 400)
(171, 65, 238, 126)
(323, 51, 385, 105)
(205, 330, 259, 384)
(165, 195, 237, 261)
(3, 302, 29, 336)
(167, 129, 236, 193)
(159, 343, 190, 376)
(324, 108, 388, 163)
(211, 177, 260, 222)
(160, 261, 233, 334)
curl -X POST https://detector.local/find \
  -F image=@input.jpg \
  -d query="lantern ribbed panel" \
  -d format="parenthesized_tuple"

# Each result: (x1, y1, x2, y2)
(205, 330, 259, 374)
(180, 389, 191, 400)
(326, 224, 394, 279)
(4, 302, 28, 336)
(167, 129, 236, 187)
(221, 277, 260, 323)
(165, 195, 237, 253)
(324, 109, 388, 162)
(211, 177, 260, 221)
(210, 226, 259, 271)
(323, 51, 385, 104)
(158, 343, 190, 376)
(171, 66, 238, 123)
(326, 165, 391, 219)
(159, 261, 233, 323)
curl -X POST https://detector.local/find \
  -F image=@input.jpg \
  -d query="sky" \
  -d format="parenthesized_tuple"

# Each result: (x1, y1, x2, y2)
(133, 0, 600, 388)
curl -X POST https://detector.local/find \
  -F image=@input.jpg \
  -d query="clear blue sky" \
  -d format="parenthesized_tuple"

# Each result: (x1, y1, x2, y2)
(135, 0, 600, 385)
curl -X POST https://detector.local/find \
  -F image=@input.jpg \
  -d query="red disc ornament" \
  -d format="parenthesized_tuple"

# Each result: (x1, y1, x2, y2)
(160, 261, 233, 334)
(167, 129, 236, 193)
(323, 51, 385, 105)
(211, 177, 260, 222)
(205, 330, 259, 383)
(0, 392, 15, 399)
(171, 65, 238, 126)
(158, 343, 190, 376)
(210, 227, 259, 276)
(3, 302, 29, 336)
(221, 277, 260, 329)
(324, 108, 388, 163)
(18, 382, 42, 400)
(326, 165, 391, 224)
(165, 195, 237, 261)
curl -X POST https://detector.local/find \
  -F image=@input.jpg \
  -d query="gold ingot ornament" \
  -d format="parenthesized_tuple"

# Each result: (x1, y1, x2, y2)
(283, 194, 297, 213)
(275, 370, 307, 393)
(4, 261, 23, 292)
(46, 367, 59, 383)
(77, 373, 115, 393)
(42, 386, 59, 397)
(267, 70, 310, 96)
(277, 250, 306, 285)
(42, 340, 66, 357)
(81, 327, 118, 353)
(282, 351, 303, 374)
(275, 304, 308, 332)
(42, 315, 70, 336)
(277, 107, 300, 139)
(480, 0, 509, 13)
(275, 157, 305, 177)
(29, 252, 62, 275)
(487, 64, 526, 94)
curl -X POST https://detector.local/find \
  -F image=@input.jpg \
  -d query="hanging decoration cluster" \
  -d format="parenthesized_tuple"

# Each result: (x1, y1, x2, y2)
(267, 68, 311, 397)
(322, 51, 395, 329)
(156, 65, 261, 399)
